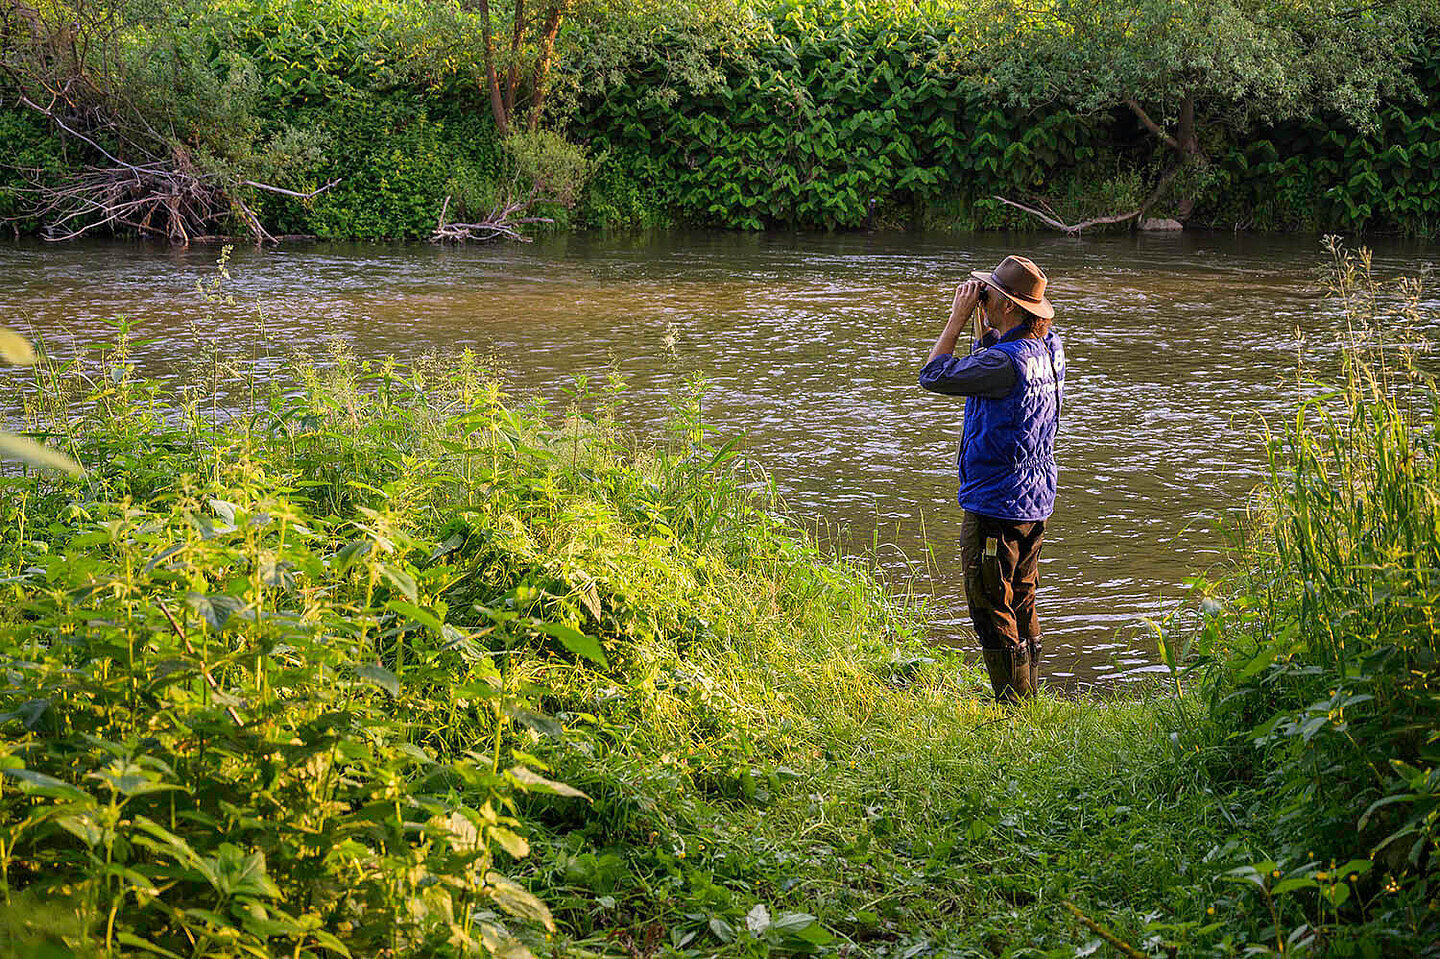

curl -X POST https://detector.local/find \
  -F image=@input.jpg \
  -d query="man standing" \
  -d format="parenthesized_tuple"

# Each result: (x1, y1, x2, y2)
(918, 255, 1064, 703)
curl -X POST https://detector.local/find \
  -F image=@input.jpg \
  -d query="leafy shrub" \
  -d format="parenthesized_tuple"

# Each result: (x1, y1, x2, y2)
(0, 107, 65, 229)
(267, 97, 502, 238)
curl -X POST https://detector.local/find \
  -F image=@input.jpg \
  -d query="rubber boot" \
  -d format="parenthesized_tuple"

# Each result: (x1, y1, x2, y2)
(982, 645, 1035, 704)
(1024, 635, 1042, 694)
(1008, 642, 1035, 701)
(981, 648, 1014, 703)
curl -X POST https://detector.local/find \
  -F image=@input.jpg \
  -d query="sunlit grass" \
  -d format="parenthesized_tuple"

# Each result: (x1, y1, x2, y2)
(1, 242, 1435, 956)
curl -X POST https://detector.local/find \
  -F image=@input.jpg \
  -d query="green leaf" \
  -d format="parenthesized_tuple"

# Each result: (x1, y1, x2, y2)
(209, 844, 281, 900)
(56, 811, 104, 847)
(387, 599, 442, 633)
(355, 664, 399, 698)
(308, 929, 352, 957)
(3, 768, 88, 801)
(90, 762, 183, 797)
(709, 917, 736, 943)
(379, 563, 418, 602)
(535, 621, 607, 667)
(486, 872, 555, 932)
(186, 592, 245, 630)
(489, 826, 530, 859)
(116, 933, 184, 959)
(505, 706, 562, 740)
(1272, 877, 1318, 895)
(506, 765, 589, 799)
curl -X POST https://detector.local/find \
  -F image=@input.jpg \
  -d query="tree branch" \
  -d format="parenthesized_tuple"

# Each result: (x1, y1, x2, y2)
(991, 195, 1143, 234)
(991, 162, 1185, 235)
(504, 0, 526, 117)
(240, 178, 341, 199)
(1124, 97, 1180, 152)
(526, 1, 571, 131)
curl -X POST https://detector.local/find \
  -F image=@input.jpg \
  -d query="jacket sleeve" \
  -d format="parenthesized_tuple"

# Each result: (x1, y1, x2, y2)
(918, 348, 1016, 399)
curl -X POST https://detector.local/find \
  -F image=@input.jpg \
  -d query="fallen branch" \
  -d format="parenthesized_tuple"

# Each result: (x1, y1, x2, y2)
(9, 96, 337, 244)
(992, 164, 1184, 236)
(430, 192, 554, 244)
(240, 178, 341, 199)
(991, 195, 1142, 235)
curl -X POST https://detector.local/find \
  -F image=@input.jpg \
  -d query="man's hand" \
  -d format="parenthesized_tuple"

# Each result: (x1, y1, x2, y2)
(950, 280, 983, 324)
(925, 279, 986, 366)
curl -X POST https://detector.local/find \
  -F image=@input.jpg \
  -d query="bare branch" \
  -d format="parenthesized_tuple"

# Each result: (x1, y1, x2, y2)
(992, 163, 1184, 235)
(991, 195, 1142, 234)
(17, 94, 140, 171)
(431, 192, 553, 244)
(240, 178, 341, 199)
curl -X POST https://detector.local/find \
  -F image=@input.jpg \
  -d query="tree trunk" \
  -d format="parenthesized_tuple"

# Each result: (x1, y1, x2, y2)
(478, 0, 509, 135)
(503, 0, 525, 119)
(1126, 91, 1203, 220)
(525, 1, 569, 131)
(1175, 94, 1199, 218)
(1177, 94, 1199, 157)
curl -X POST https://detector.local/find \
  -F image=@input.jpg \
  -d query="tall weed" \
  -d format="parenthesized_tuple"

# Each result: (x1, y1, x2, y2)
(1201, 238, 1440, 952)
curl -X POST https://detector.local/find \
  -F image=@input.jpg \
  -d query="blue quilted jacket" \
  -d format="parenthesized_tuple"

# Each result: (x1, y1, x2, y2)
(958, 330, 1065, 521)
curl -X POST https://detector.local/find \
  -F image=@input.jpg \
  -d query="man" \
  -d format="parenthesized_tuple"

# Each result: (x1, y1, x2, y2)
(918, 255, 1064, 703)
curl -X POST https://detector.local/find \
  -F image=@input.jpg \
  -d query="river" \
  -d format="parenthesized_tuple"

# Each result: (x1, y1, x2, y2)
(3, 231, 1437, 685)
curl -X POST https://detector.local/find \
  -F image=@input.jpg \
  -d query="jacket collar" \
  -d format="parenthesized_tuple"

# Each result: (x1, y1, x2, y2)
(998, 326, 1040, 344)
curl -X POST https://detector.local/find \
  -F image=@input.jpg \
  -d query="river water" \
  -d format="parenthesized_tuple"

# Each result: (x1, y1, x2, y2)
(3, 231, 1437, 685)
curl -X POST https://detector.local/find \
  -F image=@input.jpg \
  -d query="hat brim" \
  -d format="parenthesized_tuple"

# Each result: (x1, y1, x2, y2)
(970, 270, 1055, 320)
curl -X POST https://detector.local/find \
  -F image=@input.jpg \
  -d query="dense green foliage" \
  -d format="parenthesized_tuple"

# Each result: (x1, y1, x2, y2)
(1206, 47, 1440, 232)
(2, 0, 1438, 238)
(0, 247, 1437, 956)
(576, 2, 1440, 233)
(575, 3, 1122, 231)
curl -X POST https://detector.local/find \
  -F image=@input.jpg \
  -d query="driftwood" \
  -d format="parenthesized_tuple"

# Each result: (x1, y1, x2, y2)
(993, 166, 1183, 236)
(991, 196, 1145, 235)
(430, 193, 554, 244)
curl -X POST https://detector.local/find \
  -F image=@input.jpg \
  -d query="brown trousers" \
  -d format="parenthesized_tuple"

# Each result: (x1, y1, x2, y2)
(960, 510, 1044, 650)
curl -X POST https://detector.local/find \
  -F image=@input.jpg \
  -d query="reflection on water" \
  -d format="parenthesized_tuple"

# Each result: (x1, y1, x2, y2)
(3, 231, 1438, 684)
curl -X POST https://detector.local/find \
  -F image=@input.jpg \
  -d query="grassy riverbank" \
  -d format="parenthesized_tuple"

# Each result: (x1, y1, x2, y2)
(0, 246, 1436, 957)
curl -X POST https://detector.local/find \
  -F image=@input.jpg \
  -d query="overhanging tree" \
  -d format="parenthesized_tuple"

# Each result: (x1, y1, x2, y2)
(980, 0, 1439, 230)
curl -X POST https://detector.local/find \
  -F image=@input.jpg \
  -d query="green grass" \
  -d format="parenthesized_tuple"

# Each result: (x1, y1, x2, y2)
(0, 244, 1435, 957)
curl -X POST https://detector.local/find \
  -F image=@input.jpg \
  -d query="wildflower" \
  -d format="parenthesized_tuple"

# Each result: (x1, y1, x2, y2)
(1206, 907, 1215, 916)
